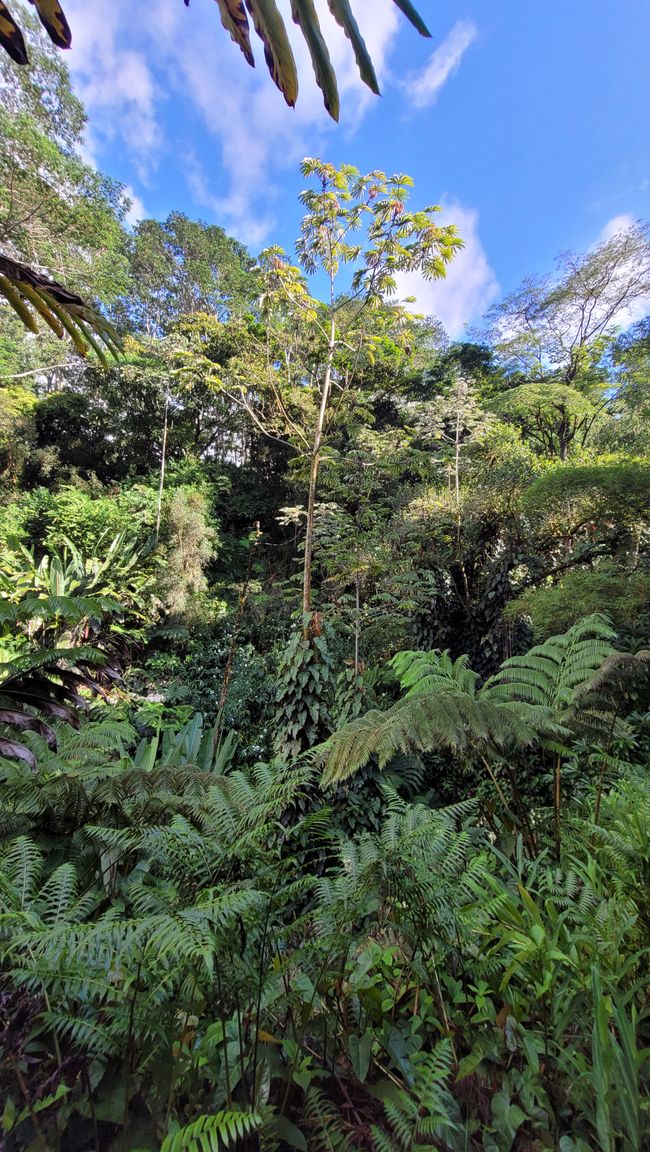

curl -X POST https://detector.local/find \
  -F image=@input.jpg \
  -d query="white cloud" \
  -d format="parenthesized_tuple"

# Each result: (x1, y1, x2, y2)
(123, 185, 146, 228)
(599, 213, 636, 243)
(395, 202, 499, 337)
(185, 153, 275, 248)
(402, 20, 478, 110)
(65, 0, 163, 181)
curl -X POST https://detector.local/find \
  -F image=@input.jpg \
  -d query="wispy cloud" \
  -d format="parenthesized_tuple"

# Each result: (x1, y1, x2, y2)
(395, 201, 499, 337)
(402, 20, 478, 109)
(65, 0, 164, 182)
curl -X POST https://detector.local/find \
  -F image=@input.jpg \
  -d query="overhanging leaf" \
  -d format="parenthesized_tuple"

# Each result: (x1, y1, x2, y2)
(0, 738, 37, 770)
(390, 0, 431, 38)
(245, 0, 299, 107)
(0, 1, 27, 63)
(0, 254, 121, 362)
(29, 0, 71, 48)
(212, 0, 254, 65)
(0, 710, 56, 749)
(2, 0, 431, 118)
(325, 0, 378, 94)
(290, 0, 339, 120)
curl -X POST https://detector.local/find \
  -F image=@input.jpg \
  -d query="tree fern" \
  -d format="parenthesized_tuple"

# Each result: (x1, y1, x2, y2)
(488, 615, 649, 835)
(302, 1086, 361, 1151)
(321, 646, 563, 787)
(487, 613, 617, 714)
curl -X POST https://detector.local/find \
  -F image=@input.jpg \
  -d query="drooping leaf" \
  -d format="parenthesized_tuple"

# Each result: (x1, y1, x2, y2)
(325, 0, 378, 94)
(389, 0, 431, 38)
(0, 739, 37, 770)
(1, 0, 430, 119)
(0, 273, 39, 333)
(29, 0, 71, 48)
(211, 0, 254, 65)
(0, 1, 27, 63)
(290, 0, 339, 120)
(245, 0, 299, 107)
(0, 254, 121, 361)
(0, 710, 56, 749)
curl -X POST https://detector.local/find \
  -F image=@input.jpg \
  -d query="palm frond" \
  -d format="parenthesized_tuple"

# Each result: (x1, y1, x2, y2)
(2, 0, 429, 120)
(0, 253, 121, 362)
(0, 645, 116, 769)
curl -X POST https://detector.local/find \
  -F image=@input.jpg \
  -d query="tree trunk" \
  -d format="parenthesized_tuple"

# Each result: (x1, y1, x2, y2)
(155, 393, 169, 544)
(354, 570, 361, 676)
(302, 450, 320, 615)
(302, 314, 336, 618)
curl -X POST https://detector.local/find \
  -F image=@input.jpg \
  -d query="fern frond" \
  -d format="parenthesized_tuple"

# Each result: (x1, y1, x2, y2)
(303, 1086, 361, 1151)
(0, 835, 43, 908)
(321, 691, 556, 786)
(160, 1109, 263, 1151)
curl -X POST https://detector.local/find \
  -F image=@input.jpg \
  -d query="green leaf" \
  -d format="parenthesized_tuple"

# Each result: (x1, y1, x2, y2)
(275, 1116, 308, 1150)
(246, 0, 298, 107)
(349, 1031, 373, 1082)
(2, 1097, 16, 1133)
(325, 0, 379, 94)
(290, 0, 339, 120)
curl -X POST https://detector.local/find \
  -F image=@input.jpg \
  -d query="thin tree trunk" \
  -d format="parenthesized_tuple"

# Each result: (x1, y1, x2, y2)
(155, 393, 169, 544)
(453, 384, 470, 605)
(302, 313, 336, 619)
(354, 570, 361, 676)
(593, 716, 617, 829)
(554, 752, 562, 854)
(302, 450, 320, 616)
(213, 525, 261, 749)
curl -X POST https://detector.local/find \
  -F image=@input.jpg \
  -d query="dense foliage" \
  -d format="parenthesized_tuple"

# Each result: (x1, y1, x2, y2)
(1, 17, 649, 1152)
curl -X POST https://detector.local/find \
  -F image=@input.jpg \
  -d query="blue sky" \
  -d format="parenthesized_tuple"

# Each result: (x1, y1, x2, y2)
(62, 0, 649, 335)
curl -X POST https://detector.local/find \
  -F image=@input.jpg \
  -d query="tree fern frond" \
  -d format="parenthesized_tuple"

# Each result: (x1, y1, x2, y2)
(491, 614, 617, 713)
(321, 691, 555, 786)
(37, 862, 78, 924)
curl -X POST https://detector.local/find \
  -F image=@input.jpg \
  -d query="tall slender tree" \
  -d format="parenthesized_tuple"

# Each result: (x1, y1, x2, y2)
(255, 159, 463, 616)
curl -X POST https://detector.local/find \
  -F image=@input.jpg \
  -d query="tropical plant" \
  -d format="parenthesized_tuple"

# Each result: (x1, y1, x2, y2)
(0, 557, 131, 767)
(274, 613, 335, 758)
(320, 617, 650, 857)
(1, 744, 649, 1148)
(0, 532, 158, 628)
(488, 614, 637, 835)
(371, 1042, 460, 1152)
(0, 643, 111, 767)
(0, 252, 121, 362)
(320, 645, 564, 790)
(230, 159, 462, 616)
